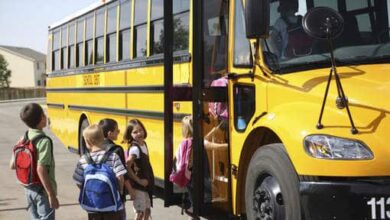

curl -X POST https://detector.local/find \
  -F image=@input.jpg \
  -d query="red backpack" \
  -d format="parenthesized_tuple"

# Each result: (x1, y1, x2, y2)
(13, 131, 52, 186)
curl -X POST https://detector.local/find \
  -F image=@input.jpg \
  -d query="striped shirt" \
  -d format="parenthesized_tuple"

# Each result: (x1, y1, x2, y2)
(73, 150, 127, 186)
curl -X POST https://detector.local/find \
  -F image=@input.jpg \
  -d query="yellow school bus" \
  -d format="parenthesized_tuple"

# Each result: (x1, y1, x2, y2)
(47, 0, 390, 219)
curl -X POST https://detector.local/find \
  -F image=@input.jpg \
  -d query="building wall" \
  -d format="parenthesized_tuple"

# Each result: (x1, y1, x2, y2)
(33, 61, 47, 86)
(0, 49, 37, 88)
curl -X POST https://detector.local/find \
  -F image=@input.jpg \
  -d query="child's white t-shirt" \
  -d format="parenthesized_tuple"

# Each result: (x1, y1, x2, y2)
(129, 144, 148, 159)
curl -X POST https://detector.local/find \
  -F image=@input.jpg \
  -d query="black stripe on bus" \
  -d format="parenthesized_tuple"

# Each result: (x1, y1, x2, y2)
(46, 103, 65, 109)
(67, 104, 187, 121)
(48, 52, 191, 78)
(46, 86, 164, 93)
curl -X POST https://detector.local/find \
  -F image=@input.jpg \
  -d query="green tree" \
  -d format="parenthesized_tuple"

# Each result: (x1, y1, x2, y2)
(0, 54, 11, 88)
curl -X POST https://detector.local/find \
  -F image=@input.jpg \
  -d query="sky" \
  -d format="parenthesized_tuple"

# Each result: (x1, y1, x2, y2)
(0, 0, 98, 54)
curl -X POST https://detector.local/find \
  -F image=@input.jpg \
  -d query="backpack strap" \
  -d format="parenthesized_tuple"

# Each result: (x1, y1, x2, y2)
(22, 131, 29, 143)
(84, 152, 95, 165)
(29, 132, 54, 162)
(107, 143, 121, 155)
(100, 150, 113, 164)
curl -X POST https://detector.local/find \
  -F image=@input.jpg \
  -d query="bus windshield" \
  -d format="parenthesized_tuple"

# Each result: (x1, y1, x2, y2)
(262, 0, 390, 74)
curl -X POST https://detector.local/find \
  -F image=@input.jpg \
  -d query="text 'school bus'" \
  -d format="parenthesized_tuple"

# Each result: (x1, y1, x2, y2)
(46, 0, 390, 219)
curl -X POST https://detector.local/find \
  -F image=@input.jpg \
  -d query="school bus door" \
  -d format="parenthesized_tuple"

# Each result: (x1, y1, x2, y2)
(192, 0, 232, 216)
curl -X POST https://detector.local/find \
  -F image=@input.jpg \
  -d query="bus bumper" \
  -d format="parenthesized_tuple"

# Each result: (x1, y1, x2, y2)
(300, 179, 390, 219)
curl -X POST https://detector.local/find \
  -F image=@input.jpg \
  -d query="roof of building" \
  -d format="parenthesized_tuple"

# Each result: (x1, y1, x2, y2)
(0, 45, 46, 62)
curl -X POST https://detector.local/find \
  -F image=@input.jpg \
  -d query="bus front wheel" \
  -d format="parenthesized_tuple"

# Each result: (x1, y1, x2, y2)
(78, 118, 89, 155)
(245, 144, 301, 220)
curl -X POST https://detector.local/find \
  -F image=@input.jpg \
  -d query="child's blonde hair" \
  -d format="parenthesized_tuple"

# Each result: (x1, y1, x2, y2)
(182, 115, 193, 138)
(83, 124, 104, 147)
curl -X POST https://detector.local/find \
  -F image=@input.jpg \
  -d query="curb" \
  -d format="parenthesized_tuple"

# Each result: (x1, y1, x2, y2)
(0, 97, 46, 104)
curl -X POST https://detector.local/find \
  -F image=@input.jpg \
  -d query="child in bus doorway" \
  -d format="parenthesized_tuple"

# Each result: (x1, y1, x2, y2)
(172, 115, 199, 220)
(98, 118, 136, 220)
(123, 119, 155, 220)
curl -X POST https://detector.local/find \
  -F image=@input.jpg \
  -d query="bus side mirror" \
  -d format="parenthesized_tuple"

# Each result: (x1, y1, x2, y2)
(245, 0, 270, 39)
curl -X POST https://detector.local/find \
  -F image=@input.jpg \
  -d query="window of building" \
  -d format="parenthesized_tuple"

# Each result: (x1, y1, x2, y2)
(76, 19, 84, 67)
(119, 0, 131, 61)
(134, 0, 148, 58)
(95, 8, 105, 64)
(107, 3, 118, 62)
(68, 23, 76, 68)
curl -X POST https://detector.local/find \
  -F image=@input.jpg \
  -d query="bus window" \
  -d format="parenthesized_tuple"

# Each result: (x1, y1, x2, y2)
(134, 0, 148, 58)
(313, 0, 337, 10)
(173, 0, 190, 52)
(134, 26, 147, 58)
(173, 12, 189, 52)
(203, 0, 229, 86)
(107, 3, 118, 63)
(68, 23, 75, 68)
(85, 14, 94, 65)
(151, 0, 164, 55)
(233, 0, 252, 67)
(95, 9, 105, 64)
(61, 25, 67, 69)
(119, 0, 131, 61)
(76, 19, 84, 67)
(52, 29, 60, 71)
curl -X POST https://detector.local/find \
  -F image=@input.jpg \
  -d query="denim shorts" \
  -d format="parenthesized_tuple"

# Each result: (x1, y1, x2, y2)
(24, 185, 55, 220)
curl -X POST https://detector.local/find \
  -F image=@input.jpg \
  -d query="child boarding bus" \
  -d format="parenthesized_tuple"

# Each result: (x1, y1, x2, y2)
(46, 0, 390, 219)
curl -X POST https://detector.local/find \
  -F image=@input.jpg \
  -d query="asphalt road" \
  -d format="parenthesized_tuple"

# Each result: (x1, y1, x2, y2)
(0, 101, 188, 220)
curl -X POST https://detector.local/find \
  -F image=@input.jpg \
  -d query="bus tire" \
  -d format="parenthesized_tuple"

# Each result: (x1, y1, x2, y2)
(78, 118, 89, 156)
(245, 143, 300, 220)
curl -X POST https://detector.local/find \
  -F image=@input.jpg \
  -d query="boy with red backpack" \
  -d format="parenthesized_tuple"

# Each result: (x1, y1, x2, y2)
(9, 103, 59, 220)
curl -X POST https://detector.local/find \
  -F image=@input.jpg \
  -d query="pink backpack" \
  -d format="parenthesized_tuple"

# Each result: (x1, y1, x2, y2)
(169, 139, 192, 187)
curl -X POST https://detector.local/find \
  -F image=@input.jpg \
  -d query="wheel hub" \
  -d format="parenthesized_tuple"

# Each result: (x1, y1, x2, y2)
(253, 176, 284, 220)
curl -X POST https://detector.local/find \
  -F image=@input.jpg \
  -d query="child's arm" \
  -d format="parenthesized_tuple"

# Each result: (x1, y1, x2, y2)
(117, 175, 124, 195)
(124, 179, 135, 198)
(9, 153, 15, 170)
(126, 154, 148, 187)
(36, 138, 59, 209)
(204, 140, 228, 150)
(37, 165, 59, 209)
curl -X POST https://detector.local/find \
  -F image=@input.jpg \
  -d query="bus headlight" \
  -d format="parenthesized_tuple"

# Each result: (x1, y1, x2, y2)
(304, 135, 373, 160)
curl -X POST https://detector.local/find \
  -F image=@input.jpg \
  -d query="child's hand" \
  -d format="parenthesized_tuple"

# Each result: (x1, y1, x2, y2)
(138, 179, 148, 187)
(48, 195, 60, 209)
(128, 187, 136, 200)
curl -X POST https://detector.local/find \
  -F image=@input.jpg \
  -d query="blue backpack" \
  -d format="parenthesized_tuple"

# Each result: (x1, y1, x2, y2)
(79, 151, 122, 212)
